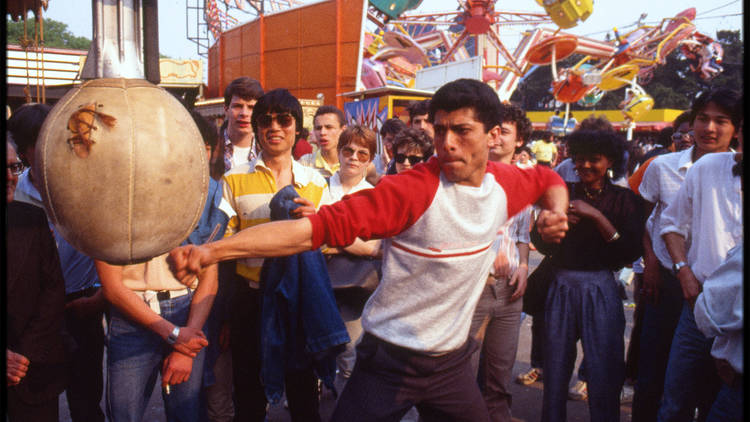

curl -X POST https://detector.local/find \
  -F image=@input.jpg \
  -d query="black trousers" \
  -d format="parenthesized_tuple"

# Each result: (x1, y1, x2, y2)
(7, 388, 59, 422)
(229, 279, 321, 422)
(64, 287, 105, 422)
(331, 333, 490, 422)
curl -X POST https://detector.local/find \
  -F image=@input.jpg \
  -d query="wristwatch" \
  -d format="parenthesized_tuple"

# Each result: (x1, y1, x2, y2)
(167, 326, 180, 345)
(672, 261, 688, 274)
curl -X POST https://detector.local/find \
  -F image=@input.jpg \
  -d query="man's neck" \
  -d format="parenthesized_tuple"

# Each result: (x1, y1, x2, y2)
(692, 146, 729, 162)
(227, 127, 254, 148)
(489, 154, 513, 165)
(261, 151, 294, 188)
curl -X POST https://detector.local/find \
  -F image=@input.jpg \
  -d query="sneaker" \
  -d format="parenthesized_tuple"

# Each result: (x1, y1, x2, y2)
(516, 367, 543, 385)
(568, 380, 588, 400)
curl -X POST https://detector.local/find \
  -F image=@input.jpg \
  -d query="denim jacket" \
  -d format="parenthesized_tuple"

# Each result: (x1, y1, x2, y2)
(260, 185, 349, 404)
(182, 178, 231, 386)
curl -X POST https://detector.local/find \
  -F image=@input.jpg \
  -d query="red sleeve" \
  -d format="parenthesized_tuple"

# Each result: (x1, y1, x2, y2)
(308, 159, 441, 249)
(487, 161, 565, 218)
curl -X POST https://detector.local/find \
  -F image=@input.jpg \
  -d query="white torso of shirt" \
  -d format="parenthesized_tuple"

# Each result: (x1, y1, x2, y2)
(230, 145, 253, 168)
(658, 152, 742, 283)
(322, 171, 374, 205)
(638, 147, 696, 269)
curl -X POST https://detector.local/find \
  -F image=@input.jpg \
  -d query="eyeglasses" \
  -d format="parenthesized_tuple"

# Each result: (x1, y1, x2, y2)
(340, 146, 370, 162)
(394, 153, 425, 165)
(7, 162, 25, 176)
(257, 113, 294, 128)
(672, 131, 694, 140)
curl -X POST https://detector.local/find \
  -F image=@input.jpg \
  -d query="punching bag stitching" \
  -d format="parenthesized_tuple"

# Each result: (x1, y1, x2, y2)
(124, 80, 135, 262)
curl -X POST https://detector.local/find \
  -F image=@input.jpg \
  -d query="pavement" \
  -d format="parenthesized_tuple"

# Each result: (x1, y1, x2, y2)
(60, 250, 637, 421)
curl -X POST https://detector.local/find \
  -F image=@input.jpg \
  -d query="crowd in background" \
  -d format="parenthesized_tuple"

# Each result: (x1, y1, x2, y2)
(6, 77, 743, 422)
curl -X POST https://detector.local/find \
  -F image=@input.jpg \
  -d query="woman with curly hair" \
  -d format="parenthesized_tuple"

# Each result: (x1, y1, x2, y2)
(532, 130, 646, 422)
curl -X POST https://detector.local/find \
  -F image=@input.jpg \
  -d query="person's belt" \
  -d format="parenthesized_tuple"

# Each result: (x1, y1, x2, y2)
(138, 288, 191, 315)
(156, 289, 191, 301)
(65, 285, 99, 302)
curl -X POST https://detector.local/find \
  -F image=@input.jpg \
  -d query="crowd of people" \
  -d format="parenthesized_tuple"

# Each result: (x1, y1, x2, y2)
(5, 75, 743, 422)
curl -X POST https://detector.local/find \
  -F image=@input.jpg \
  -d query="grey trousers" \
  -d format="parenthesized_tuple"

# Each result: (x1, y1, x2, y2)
(469, 276, 523, 422)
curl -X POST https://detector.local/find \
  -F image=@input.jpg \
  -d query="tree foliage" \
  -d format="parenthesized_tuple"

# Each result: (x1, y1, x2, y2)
(7, 17, 91, 50)
(511, 30, 743, 111)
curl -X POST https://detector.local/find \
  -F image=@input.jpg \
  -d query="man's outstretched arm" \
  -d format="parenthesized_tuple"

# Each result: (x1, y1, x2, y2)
(535, 184, 569, 243)
(170, 218, 313, 284)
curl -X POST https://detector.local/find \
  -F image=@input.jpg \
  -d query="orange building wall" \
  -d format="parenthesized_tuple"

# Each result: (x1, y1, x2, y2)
(207, 0, 365, 109)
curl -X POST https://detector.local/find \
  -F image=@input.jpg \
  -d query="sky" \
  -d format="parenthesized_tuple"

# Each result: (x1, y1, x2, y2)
(41, 0, 742, 75)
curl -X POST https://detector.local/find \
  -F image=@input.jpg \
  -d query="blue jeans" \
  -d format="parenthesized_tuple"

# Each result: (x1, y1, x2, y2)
(656, 302, 720, 422)
(106, 292, 206, 422)
(632, 266, 683, 422)
(706, 382, 743, 422)
(542, 269, 624, 422)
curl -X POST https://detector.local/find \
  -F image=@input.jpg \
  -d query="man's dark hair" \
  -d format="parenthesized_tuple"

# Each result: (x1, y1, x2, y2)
(190, 111, 223, 180)
(190, 111, 219, 149)
(577, 115, 614, 132)
(380, 118, 408, 137)
(392, 127, 434, 158)
(407, 100, 430, 121)
(672, 111, 692, 130)
(566, 129, 627, 179)
(223, 76, 264, 107)
(429, 79, 502, 132)
(657, 127, 675, 150)
(498, 103, 532, 146)
(313, 105, 346, 127)
(690, 88, 742, 128)
(250, 88, 303, 142)
(7, 103, 52, 166)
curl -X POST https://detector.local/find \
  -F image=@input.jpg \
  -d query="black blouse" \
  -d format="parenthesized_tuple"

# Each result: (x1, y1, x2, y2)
(532, 181, 646, 272)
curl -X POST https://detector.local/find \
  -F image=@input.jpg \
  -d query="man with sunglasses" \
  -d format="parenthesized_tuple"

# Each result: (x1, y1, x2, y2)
(300, 105, 347, 178)
(170, 79, 569, 421)
(220, 89, 329, 421)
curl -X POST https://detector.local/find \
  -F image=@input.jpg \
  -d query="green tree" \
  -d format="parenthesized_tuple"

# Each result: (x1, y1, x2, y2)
(7, 17, 91, 50)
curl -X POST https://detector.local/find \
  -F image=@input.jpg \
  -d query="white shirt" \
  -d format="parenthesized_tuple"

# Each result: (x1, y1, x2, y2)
(693, 243, 743, 373)
(659, 152, 742, 283)
(638, 147, 696, 269)
(321, 172, 374, 205)
(230, 145, 253, 168)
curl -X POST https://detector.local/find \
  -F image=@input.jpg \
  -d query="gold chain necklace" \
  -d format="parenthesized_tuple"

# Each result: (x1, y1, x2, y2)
(583, 185, 604, 200)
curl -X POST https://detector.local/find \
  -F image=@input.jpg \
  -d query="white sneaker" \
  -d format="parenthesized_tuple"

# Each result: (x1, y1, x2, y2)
(568, 380, 588, 400)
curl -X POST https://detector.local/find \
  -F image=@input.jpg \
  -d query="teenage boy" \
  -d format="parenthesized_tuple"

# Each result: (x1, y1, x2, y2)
(468, 102, 533, 422)
(300, 105, 347, 178)
(221, 89, 329, 421)
(632, 88, 740, 421)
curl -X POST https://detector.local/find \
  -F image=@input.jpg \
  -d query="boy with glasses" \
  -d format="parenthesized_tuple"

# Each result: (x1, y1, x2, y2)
(221, 89, 329, 421)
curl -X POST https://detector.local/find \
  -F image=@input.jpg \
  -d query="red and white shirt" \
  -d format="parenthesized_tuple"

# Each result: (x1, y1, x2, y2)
(308, 157, 564, 353)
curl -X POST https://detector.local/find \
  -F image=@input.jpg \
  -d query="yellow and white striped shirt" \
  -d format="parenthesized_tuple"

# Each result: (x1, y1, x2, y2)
(222, 156, 328, 286)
